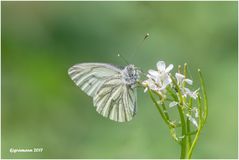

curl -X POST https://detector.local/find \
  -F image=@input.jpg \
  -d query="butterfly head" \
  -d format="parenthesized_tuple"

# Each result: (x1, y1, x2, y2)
(122, 64, 140, 86)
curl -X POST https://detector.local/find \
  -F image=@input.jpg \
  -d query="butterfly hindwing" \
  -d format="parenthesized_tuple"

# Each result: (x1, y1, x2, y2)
(93, 78, 136, 122)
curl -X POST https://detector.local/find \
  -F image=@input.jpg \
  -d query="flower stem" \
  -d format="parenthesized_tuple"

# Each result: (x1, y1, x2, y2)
(153, 90, 171, 121)
(170, 75, 188, 159)
(186, 98, 193, 148)
(148, 90, 176, 128)
(187, 70, 208, 158)
(186, 118, 192, 147)
(186, 130, 197, 136)
(198, 69, 208, 124)
(188, 128, 202, 159)
(162, 102, 170, 120)
(187, 96, 202, 158)
(177, 105, 187, 159)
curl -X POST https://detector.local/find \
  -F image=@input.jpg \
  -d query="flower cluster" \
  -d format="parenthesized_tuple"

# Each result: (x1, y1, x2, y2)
(141, 60, 208, 159)
(142, 60, 200, 129)
(142, 60, 199, 100)
(142, 61, 173, 96)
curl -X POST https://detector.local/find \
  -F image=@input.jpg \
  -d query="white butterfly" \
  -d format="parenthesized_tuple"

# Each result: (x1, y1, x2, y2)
(68, 63, 140, 122)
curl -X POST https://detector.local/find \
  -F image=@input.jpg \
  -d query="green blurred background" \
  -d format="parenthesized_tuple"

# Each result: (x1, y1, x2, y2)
(2, 2, 238, 159)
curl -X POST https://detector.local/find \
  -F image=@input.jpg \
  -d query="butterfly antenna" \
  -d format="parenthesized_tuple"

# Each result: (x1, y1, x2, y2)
(116, 33, 149, 65)
(117, 53, 129, 65)
(130, 33, 150, 59)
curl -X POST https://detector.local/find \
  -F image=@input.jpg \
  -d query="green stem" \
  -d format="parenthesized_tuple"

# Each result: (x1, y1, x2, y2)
(187, 96, 202, 159)
(151, 90, 179, 128)
(186, 130, 198, 136)
(148, 90, 176, 128)
(183, 63, 192, 153)
(188, 127, 202, 159)
(198, 69, 208, 124)
(170, 75, 188, 159)
(186, 118, 192, 147)
(152, 90, 171, 121)
(187, 98, 193, 148)
(166, 86, 178, 100)
(177, 105, 187, 159)
(162, 103, 170, 120)
(183, 63, 187, 88)
(187, 70, 208, 159)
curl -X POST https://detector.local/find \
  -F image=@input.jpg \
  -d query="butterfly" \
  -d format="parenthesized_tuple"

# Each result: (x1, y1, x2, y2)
(68, 63, 141, 122)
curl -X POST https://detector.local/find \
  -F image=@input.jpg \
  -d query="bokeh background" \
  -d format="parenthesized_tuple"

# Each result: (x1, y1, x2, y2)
(2, 1, 238, 159)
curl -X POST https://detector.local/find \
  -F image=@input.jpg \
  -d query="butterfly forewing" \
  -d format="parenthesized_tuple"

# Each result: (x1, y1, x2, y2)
(68, 63, 121, 97)
(68, 63, 137, 122)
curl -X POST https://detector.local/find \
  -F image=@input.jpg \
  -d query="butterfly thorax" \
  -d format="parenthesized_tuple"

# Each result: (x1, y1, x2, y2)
(122, 64, 140, 86)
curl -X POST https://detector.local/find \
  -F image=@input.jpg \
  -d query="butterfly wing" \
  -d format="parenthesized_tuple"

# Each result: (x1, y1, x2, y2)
(68, 63, 122, 97)
(93, 78, 137, 122)
(68, 63, 137, 122)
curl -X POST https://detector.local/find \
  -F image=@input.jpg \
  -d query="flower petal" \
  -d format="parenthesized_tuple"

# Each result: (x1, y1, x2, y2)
(175, 73, 185, 84)
(184, 78, 193, 85)
(157, 61, 166, 72)
(148, 70, 159, 77)
(165, 64, 174, 73)
(192, 89, 200, 99)
(147, 80, 159, 91)
(185, 88, 199, 99)
(184, 87, 191, 93)
(163, 76, 172, 86)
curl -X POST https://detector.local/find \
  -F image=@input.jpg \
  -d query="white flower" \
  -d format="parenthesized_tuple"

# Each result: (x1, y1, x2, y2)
(175, 73, 199, 99)
(142, 78, 159, 92)
(142, 78, 167, 98)
(185, 88, 200, 100)
(175, 73, 193, 86)
(147, 61, 174, 90)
